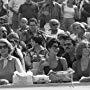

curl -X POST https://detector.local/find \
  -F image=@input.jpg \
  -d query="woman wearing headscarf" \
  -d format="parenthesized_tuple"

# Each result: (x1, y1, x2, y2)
(0, 39, 25, 83)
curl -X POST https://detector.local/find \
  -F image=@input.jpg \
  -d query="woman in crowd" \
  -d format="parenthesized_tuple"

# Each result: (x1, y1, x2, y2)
(39, 38, 68, 75)
(61, 0, 79, 31)
(70, 21, 86, 43)
(72, 40, 90, 81)
(0, 38, 24, 83)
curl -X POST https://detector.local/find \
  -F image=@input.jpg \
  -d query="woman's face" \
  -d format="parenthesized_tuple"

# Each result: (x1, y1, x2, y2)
(29, 22, 37, 33)
(49, 43, 59, 55)
(0, 43, 9, 57)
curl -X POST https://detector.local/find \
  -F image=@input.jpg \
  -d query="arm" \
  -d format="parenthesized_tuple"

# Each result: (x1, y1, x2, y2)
(18, 5, 23, 23)
(72, 61, 80, 81)
(8, 0, 18, 14)
(60, 57, 68, 71)
(74, 5, 80, 19)
(15, 57, 25, 73)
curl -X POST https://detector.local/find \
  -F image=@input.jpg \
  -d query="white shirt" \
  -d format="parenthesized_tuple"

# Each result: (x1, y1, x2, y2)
(63, 5, 76, 18)
(8, 0, 25, 12)
(2, 0, 8, 5)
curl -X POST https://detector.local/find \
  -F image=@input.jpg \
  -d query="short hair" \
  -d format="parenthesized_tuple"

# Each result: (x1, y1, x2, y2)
(49, 19, 60, 27)
(70, 22, 86, 33)
(31, 35, 44, 45)
(29, 18, 38, 25)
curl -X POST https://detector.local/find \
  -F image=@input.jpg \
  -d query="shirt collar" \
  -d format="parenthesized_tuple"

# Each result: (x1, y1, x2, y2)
(0, 55, 12, 61)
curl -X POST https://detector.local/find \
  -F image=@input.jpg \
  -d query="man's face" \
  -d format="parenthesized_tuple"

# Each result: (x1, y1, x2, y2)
(63, 39, 73, 53)
(20, 19, 27, 27)
(29, 22, 37, 33)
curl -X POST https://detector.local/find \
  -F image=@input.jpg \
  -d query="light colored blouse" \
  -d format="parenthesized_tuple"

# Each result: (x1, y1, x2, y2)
(63, 4, 76, 18)
(0, 55, 24, 83)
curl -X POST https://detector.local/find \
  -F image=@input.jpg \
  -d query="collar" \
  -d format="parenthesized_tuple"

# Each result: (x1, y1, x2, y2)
(0, 55, 12, 61)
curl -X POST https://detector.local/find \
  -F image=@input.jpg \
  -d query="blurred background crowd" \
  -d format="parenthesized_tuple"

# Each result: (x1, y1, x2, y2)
(0, 0, 90, 85)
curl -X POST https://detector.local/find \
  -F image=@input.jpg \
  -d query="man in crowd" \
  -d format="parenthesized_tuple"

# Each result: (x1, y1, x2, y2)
(38, 0, 62, 28)
(18, 0, 39, 23)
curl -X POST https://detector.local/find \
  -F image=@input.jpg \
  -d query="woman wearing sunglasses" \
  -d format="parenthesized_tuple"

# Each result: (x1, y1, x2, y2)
(0, 39, 24, 84)
(72, 40, 90, 81)
(39, 38, 68, 75)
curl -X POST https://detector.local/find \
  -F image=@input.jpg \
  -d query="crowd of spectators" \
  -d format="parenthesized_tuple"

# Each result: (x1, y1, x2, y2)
(0, 0, 90, 85)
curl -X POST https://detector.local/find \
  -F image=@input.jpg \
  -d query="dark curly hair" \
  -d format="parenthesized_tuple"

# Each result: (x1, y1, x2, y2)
(46, 38, 60, 50)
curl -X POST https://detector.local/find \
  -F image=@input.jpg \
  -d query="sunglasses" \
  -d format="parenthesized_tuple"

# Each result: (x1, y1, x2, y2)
(52, 45, 59, 48)
(30, 24, 36, 26)
(0, 45, 7, 49)
(52, 23, 58, 26)
(64, 43, 72, 46)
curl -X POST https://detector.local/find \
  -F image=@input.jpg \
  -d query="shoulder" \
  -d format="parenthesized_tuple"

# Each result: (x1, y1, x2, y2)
(8, 55, 20, 61)
(31, 1, 38, 6)
(20, 3, 26, 7)
(54, 1, 61, 7)
(57, 29, 65, 34)
(73, 5, 77, 9)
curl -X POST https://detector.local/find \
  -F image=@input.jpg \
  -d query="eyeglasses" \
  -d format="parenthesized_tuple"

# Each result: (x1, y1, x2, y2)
(0, 45, 7, 49)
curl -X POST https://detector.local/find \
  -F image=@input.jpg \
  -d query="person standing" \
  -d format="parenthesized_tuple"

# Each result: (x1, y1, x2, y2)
(61, 0, 79, 31)
(8, 0, 26, 31)
(18, 0, 39, 23)
(38, 0, 62, 29)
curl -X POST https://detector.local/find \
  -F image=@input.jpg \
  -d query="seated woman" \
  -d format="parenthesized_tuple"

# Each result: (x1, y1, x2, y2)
(0, 38, 24, 83)
(39, 38, 68, 75)
(72, 40, 90, 81)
